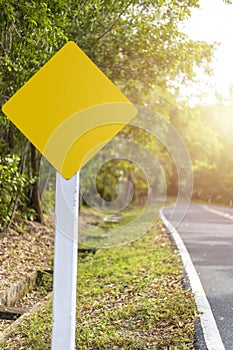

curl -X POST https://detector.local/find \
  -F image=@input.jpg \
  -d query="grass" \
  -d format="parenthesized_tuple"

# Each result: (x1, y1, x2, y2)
(79, 203, 162, 248)
(0, 206, 197, 349)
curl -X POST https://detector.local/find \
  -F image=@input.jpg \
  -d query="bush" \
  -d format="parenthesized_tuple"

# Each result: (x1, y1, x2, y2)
(0, 154, 32, 230)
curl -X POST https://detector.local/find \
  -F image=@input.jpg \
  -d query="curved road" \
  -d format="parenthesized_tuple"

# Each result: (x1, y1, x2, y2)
(163, 203, 233, 350)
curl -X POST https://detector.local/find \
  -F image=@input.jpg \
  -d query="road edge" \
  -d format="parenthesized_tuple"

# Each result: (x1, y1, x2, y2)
(159, 208, 225, 350)
(202, 205, 233, 221)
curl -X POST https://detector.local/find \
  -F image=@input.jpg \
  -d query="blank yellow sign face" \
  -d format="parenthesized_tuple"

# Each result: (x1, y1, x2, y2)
(2, 41, 137, 179)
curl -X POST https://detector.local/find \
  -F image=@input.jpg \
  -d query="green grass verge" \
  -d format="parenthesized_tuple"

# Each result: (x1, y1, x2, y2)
(0, 210, 197, 349)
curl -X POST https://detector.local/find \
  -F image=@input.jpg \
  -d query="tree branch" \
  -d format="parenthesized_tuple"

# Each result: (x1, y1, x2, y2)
(93, 0, 134, 44)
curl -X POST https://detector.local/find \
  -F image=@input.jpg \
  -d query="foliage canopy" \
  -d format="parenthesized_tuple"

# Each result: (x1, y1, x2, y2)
(0, 0, 228, 229)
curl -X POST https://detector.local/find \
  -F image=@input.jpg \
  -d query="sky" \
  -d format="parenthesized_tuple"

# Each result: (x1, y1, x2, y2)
(181, 0, 233, 103)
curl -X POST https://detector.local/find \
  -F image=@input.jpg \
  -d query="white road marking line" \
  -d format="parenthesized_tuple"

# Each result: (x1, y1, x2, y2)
(202, 205, 233, 221)
(160, 208, 225, 350)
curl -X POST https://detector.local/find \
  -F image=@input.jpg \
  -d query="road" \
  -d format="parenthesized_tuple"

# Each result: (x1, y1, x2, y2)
(162, 203, 233, 350)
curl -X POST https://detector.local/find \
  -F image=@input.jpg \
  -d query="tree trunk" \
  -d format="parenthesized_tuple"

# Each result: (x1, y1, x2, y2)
(31, 144, 44, 224)
(7, 123, 15, 152)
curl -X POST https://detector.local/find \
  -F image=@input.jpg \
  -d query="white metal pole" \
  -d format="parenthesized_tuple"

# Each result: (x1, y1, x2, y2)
(52, 171, 79, 350)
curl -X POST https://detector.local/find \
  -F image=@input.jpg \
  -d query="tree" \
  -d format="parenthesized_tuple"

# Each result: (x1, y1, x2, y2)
(197, 102, 233, 203)
(0, 0, 215, 228)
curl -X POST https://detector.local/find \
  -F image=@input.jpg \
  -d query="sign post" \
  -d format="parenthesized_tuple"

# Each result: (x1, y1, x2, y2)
(2, 41, 137, 349)
(52, 172, 79, 349)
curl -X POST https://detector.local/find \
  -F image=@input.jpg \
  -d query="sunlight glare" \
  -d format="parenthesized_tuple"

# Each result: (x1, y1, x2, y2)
(182, 0, 233, 102)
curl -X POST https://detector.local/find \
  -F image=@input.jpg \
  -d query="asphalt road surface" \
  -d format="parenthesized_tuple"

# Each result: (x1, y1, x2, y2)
(163, 203, 233, 350)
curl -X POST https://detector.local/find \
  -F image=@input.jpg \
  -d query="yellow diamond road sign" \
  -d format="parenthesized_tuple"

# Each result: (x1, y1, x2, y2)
(2, 41, 137, 179)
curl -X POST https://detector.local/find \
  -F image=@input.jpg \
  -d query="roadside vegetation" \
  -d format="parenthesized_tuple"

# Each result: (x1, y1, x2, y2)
(0, 209, 197, 349)
(1, 0, 232, 234)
